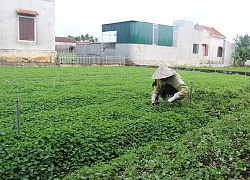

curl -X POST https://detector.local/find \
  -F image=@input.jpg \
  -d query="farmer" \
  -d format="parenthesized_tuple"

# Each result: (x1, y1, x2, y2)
(151, 64, 189, 105)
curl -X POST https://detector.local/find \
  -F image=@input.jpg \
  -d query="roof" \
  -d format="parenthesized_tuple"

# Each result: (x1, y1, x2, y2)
(55, 37, 77, 43)
(17, 8, 39, 16)
(102, 20, 136, 25)
(201, 25, 225, 38)
(102, 20, 173, 27)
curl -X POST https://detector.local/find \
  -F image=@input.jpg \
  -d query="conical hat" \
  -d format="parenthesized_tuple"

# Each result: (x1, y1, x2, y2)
(151, 65, 176, 79)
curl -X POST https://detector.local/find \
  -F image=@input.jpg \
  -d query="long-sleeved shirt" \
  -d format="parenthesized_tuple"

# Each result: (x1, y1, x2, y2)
(152, 73, 189, 98)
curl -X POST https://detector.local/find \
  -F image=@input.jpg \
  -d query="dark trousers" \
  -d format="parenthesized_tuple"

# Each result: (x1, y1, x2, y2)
(160, 84, 178, 100)
(152, 81, 177, 100)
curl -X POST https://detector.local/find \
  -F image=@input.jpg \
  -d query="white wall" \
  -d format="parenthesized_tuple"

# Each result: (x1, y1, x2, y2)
(223, 40, 236, 66)
(115, 44, 177, 66)
(0, 0, 55, 51)
(173, 20, 194, 29)
(209, 37, 223, 62)
(244, 60, 250, 66)
(76, 43, 177, 66)
(175, 27, 199, 60)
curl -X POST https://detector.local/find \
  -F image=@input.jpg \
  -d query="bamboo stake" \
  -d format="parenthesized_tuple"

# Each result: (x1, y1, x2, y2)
(16, 97, 20, 139)
(189, 82, 193, 106)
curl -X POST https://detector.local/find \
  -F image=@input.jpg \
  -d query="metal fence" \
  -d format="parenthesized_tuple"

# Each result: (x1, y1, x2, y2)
(57, 54, 126, 66)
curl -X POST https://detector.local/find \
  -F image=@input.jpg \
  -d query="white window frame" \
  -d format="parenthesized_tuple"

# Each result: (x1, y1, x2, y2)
(17, 15, 37, 42)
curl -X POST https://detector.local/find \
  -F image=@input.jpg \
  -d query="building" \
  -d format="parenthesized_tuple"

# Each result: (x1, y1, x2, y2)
(102, 20, 173, 46)
(76, 20, 235, 67)
(0, 0, 56, 65)
(174, 20, 235, 66)
(77, 20, 177, 65)
(55, 37, 77, 53)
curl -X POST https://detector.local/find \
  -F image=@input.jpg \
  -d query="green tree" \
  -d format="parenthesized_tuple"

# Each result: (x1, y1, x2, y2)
(90, 36, 94, 43)
(80, 34, 86, 42)
(84, 34, 90, 42)
(232, 34, 250, 66)
(68, 34, 99, 43)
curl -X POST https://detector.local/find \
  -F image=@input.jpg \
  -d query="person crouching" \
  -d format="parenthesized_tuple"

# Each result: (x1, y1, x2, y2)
(151, 64, 189, 105)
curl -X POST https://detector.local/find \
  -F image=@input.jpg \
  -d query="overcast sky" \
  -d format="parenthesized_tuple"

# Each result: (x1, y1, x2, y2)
(55, 0, 249, 42)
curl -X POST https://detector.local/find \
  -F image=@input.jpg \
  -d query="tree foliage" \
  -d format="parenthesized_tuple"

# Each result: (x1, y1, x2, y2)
(68, 34, 99, 43)
(232, 34, 250, 66)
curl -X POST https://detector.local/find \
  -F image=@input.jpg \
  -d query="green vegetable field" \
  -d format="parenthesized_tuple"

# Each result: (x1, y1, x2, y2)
(0, 66, 249, 179)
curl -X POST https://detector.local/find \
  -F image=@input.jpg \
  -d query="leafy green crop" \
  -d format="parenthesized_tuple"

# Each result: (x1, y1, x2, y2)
(0, 66, 249, 179)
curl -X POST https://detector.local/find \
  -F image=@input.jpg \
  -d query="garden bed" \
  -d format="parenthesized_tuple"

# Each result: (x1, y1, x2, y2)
(0, 66, 249, 179)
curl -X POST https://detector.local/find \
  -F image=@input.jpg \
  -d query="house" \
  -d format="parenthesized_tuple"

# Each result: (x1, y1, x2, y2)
(55, 37, 77, 53)
(76, 20, 235, 67)
(0, 0, 56, 65)
(174, 20, 235, 66)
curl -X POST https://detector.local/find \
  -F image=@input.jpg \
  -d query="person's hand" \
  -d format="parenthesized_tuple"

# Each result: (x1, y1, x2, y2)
(167, 93, 180, 103)
(151, 94, 157, 105)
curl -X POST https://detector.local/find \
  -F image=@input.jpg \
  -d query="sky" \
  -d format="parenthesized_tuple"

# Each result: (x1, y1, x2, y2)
(55, 0, 249, 42)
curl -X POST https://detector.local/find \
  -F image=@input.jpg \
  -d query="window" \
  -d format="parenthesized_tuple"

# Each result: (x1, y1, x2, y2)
(193, 43, 199, 54)
(69, 46, 75, 53)
(202, 44, 209, 56)
(19, 16, 35, 41)
(217, 47, 223, 57)
(17, 8, 38, 42)
(102, 31, 117, 42)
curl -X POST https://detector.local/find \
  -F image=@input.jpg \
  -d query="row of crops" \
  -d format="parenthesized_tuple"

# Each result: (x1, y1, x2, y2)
(0, 66, 249, 179)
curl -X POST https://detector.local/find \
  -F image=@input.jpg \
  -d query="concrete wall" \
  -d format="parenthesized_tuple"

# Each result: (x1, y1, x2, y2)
(173, 20, 194, 29)
(0, 50, 57, 63)
(76, 43, 177, 66)
(223, 40, 236, 66)
(0, 0, 56, 64)
(55, 42, 77, 53)
(77, 43, 115, 56)
(116, 44, 177, 66)
(174, 27, 202, 66)
(245, 60, 250, 66)
(208, 37, 223, 63)
(76, 38, 234, 67)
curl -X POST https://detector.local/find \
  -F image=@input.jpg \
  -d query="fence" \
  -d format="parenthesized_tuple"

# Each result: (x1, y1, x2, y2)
(57, 54, 126, 66)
